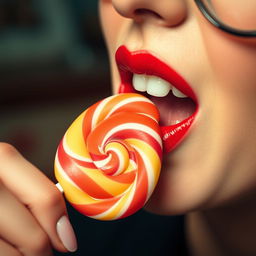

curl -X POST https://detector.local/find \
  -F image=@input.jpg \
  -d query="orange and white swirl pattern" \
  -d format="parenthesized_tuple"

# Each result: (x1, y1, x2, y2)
(54, 93, 162, 220)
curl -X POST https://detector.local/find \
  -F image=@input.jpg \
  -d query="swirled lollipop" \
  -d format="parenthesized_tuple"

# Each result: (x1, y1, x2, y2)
(54, 93, 162, 220)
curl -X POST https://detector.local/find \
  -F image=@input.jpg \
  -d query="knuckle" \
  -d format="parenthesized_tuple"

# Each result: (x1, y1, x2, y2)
(38, 187, 63, 209)
(0, 143, 18, 159)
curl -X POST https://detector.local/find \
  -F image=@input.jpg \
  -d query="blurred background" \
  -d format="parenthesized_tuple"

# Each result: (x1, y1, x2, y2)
(0, 1, 185, 255)
(1, 0, 110, 180)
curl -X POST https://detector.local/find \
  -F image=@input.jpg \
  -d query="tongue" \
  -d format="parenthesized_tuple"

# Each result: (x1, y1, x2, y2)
(148, 93, 196, 126)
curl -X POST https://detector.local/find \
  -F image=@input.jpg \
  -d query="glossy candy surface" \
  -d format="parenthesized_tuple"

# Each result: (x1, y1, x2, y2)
(55, 93, 162, 220)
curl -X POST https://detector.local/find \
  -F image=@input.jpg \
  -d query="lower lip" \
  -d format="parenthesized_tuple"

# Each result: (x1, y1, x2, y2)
(119, 83, 198, 153)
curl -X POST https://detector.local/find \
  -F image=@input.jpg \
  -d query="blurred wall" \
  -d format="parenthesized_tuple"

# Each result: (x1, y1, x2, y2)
(0, 0, 111, 179)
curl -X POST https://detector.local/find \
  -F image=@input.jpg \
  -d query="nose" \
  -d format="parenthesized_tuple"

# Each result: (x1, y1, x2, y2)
(112, 0, 187, 27)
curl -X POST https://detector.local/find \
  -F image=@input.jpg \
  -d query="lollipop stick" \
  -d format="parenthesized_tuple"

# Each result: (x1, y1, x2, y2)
(56, 183, 64, 193)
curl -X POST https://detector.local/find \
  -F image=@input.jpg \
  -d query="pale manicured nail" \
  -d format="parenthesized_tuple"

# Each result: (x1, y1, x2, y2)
(57, 215, 77, 252)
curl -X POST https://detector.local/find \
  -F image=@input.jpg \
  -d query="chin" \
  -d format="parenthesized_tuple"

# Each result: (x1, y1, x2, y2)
(143, 150, 221, 216)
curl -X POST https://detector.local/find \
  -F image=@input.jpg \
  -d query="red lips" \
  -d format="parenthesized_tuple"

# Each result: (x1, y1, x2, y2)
(115, 45, 198, 153)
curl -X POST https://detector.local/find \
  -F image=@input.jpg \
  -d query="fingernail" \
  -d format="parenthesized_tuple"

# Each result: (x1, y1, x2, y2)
(57, 215, 77, 252)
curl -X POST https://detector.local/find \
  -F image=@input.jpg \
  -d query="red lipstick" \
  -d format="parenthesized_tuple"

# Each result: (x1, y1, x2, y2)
(115, 45, 198, 153)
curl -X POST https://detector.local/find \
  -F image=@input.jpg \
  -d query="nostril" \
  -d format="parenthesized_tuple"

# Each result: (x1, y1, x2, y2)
(112, 0, 187, 27)
(134, 8, 162, 19)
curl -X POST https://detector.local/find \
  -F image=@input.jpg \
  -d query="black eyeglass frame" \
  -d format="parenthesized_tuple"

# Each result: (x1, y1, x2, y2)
(194, 0, 256, 37)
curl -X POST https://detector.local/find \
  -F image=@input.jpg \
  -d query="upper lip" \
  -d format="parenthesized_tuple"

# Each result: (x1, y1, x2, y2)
(115, 45, 197, 102)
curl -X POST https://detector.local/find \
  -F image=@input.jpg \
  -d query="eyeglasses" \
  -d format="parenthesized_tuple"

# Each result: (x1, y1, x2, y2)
(194, 0, 256, 37)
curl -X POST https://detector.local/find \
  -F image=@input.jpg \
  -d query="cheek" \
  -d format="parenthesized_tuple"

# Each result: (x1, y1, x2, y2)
(99, 1, 124, 53)
(201, 25, 256, 96)
(99, 1, 126, 93)
(198, 27, 256, 204)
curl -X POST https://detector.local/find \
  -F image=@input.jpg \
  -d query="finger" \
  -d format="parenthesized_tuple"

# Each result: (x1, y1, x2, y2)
(0, 182, 53, 256)
(0, 239, 22, 256)
(0, 143, 77, 252)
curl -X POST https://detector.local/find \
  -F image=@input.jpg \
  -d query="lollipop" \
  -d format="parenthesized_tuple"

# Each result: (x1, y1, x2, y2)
(54, 93, 162, 220)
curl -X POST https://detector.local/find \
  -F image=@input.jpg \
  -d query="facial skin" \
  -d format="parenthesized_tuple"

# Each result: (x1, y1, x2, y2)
(99, 0, 256, 217)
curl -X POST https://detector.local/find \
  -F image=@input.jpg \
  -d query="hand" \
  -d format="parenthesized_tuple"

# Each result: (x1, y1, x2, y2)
(0, 143, 77, 256)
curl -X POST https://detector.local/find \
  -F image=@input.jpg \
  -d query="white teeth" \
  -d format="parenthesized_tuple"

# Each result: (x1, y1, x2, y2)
(172, 87, 187, 98)
(147, 76, 171, 97)
(132, 74, 171, 97)
(132, 73, 188, 98)
(132, 74, 147, 92)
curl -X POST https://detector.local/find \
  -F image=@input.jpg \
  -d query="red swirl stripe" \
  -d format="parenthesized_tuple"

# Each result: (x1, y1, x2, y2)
(55, 93, 163, 220)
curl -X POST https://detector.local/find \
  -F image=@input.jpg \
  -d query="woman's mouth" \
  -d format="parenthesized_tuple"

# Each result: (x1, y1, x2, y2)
(115, 45, 198, 153)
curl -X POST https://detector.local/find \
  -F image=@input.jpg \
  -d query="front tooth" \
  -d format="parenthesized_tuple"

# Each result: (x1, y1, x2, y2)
(132, 74, 147, 92)
(172, 87, 188, 98)
(147, 76, 171, 97)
